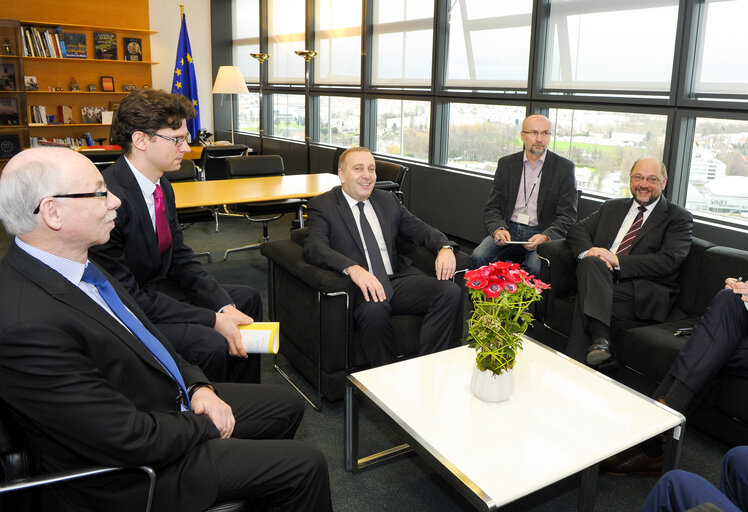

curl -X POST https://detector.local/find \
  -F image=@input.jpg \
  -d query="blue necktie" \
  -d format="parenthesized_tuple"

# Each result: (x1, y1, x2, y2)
(356, 202, 393, 298)
(81, 263, 190, 408)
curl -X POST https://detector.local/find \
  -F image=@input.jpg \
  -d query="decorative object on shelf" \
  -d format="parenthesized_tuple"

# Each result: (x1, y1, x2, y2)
(100, 76, 114, 92)
(93, 32, 117, 60)
(124, 38, 142, 61)
(3, 37, 12, 55)
(123, 83, 136, 92)
(108, 101, 120, 111)
(464, 261, 550, 403)
(101, 111, 113, 124)
(80, 105, 104, 123)
(69, 77, 80, 91)
(24, 75, 38, 91)
(0, 98, 19, 125)
(211, 65, 247, 144)
(58, 105, 73, 124)
(0, 133, 21, 159)
(0, 62, 17, 91)
(62, 32, 86, 59)
(54, 81, 63, 91)
(46, 114, 55, 124)
(88, 84, 97, 92)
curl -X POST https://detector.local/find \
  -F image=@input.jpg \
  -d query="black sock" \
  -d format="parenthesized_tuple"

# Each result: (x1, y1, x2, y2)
(660, 378, 694, 414)
(587, 317, 610, 341)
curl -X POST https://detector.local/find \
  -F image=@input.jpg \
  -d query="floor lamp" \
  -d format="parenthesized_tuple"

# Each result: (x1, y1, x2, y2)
(250, 53, 270, 154)
(211, 65, 248, 144)
(295, 50, 317, 173)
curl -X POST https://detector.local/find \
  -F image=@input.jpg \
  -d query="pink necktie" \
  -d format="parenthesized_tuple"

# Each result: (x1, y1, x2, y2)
(153, 184, 172, 255)
(616, 206, 646, 256)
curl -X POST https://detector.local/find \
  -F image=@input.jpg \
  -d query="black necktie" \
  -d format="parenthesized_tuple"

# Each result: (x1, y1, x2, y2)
(356, 202, 393, 298)
(81, 263, 190, 408)
(617, 206, 647, 256)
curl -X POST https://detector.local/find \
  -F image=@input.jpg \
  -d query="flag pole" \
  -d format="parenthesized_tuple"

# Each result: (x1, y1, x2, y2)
(180, 4, 184, 18)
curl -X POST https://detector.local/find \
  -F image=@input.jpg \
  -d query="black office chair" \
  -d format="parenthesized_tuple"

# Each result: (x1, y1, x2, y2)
(0, 402, 246, 512)
(79, 149, 122, 171)
(199, 144, 249, 181)
(165, 160, 215, 263)
(222, 155, 305, 260)
(373, 159, 408, 203)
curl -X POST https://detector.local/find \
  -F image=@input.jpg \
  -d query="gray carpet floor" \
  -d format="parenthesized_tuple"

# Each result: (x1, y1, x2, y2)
(0, 214, 730, 511)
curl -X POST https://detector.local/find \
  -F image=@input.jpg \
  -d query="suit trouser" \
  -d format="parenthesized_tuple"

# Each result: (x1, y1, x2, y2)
(566, 257, 638, 362)
(353, 271, 463, 367)
(654, 288, 748, 402)
(470, 222, 542, 276)
(155, 284, 264, 383)
(638, 446, 748, 512)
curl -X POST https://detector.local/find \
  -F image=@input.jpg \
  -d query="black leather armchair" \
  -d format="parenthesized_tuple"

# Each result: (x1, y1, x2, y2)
(260, 228, 469, 409)
(0, 402, 246, 511)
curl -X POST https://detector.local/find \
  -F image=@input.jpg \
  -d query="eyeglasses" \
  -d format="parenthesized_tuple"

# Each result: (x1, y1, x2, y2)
(521, 130, 552, 137)
(146, 132, 189, 147)
(33, 191, 108, 214)
(630, 174, 665, 184)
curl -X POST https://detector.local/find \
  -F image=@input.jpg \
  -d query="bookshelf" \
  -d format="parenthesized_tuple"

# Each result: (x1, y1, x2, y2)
(0, 19, 28, 166)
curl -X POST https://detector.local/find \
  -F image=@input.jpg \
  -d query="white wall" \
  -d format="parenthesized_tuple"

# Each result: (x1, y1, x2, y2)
(149, 1, 214, 134)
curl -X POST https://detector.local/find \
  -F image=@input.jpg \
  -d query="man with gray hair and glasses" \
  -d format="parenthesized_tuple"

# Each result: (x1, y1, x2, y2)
(564, 157, 693, 366)
(0, 147, 331, 512)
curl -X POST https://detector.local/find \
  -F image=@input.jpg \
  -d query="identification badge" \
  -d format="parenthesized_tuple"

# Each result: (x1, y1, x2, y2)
(517, 213, 530, 225)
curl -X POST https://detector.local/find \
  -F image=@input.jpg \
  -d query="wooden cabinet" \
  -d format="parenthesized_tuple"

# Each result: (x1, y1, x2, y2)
(0, 19, 28, 165)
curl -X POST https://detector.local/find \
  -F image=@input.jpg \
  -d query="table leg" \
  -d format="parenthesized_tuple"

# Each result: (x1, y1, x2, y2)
(578, 463, 599, 512)
(344, 379, 359, 473)
(662, 421, 685, 473)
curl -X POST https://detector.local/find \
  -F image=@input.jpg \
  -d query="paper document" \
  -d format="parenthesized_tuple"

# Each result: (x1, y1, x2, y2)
(504, 241, 531, 245)
(239, 322, 280, 354)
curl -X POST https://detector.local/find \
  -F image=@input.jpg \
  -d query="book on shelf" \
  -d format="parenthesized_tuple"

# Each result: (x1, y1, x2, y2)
(29, 104, 48, 125)
(83, 132, 94, 146)
(0, 134, 22, 159)
(0, 98, 20, 125)
(30, 136, 88, 148)
(63, 32, 86, 59)
(21, 26, 66, 59)
(58, 105, 73, 124)
(94, 32, 117, 60)
(124, 38, 142, 61)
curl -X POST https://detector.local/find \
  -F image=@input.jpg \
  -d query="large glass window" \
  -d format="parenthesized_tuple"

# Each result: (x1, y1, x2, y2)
(271, 94, 305, 140)
(545, 0, 678, 92)
(692, 0, 748, 96)
(318, 96, 360, 146)
(547, 108, 668, 197)
(268, 0, 306, 84)
(233, 0, 261, 83)
(314, 0, 361, 85)
(372, 0, 433, 86)
(447, 103, 526, 173)
(236, 92, 260, 133)
(687, 117, 748, 226)
(446, 0, 532, 88)
(375, 98, 430, 161)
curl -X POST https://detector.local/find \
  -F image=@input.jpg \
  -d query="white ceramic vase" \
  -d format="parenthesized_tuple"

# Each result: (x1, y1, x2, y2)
(470, 363, 514, 403)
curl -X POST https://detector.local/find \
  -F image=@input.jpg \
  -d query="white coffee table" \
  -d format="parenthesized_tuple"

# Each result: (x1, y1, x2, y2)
(344, 339, 685, 511)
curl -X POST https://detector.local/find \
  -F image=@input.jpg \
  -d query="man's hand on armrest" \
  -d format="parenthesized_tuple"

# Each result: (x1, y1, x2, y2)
(346, 265, 387, 302)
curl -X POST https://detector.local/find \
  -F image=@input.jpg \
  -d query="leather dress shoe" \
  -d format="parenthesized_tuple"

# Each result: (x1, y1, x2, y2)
(601, 445, 663, 477)
(586, 338, 612, 366)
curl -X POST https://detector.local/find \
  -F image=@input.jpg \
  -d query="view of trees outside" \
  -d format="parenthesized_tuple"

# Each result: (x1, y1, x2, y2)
(271, 94, 305, 140)
(375, 99, 430, 161)
(318, 96, 360, 146)
(236, 92, 260, 133)
(687, 118, 748, 225)
(546, 109, 667, 198)
(447, 103, 526, 174)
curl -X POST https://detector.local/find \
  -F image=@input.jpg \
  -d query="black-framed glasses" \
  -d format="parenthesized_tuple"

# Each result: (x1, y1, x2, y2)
(630, 174, 665, 184)
(33, 191, 108, 214)
(146, 132, 189, 147)
(521, 130, 552, 137)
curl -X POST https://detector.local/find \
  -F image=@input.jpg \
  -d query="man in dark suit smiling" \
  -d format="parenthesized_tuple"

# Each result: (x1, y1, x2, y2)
(89, 89, 262, 383)
(565, 157, 693, 365)
(304, 147, 462, 367)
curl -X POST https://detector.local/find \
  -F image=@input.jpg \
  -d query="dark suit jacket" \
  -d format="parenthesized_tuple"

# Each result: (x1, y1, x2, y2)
(483, 150, 577, 240)
(89, 156, 231, 327)
(567, 196, 693, 322)
(304, 187, 452, 275)
(0, 242, 219, 511)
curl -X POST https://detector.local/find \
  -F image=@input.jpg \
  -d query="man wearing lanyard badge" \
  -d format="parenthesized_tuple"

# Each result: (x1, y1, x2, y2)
(471, 114, 578, 276)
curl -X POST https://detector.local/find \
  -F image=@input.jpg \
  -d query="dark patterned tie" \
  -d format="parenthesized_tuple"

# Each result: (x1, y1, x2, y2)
(154, 184, 172, 255)
(356, 202, 393, 298)
(82, 263, 190, 408)
(616, 206, 647, 256)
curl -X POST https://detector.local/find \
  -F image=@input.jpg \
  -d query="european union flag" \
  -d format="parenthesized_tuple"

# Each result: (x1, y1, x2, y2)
(172, 13, 200, 140)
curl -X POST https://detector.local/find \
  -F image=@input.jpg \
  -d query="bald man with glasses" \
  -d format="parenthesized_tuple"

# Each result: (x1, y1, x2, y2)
(89, 88, 263, 384)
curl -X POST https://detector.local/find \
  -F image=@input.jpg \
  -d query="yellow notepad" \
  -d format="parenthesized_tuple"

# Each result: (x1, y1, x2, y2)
(238, 322, 280, 354)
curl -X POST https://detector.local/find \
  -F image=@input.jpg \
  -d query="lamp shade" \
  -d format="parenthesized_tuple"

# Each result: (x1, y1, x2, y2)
(211, 66, 248, 94)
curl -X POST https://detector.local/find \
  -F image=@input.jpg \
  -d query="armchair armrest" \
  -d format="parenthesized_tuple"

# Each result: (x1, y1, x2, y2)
(537, 239, 576, 299)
